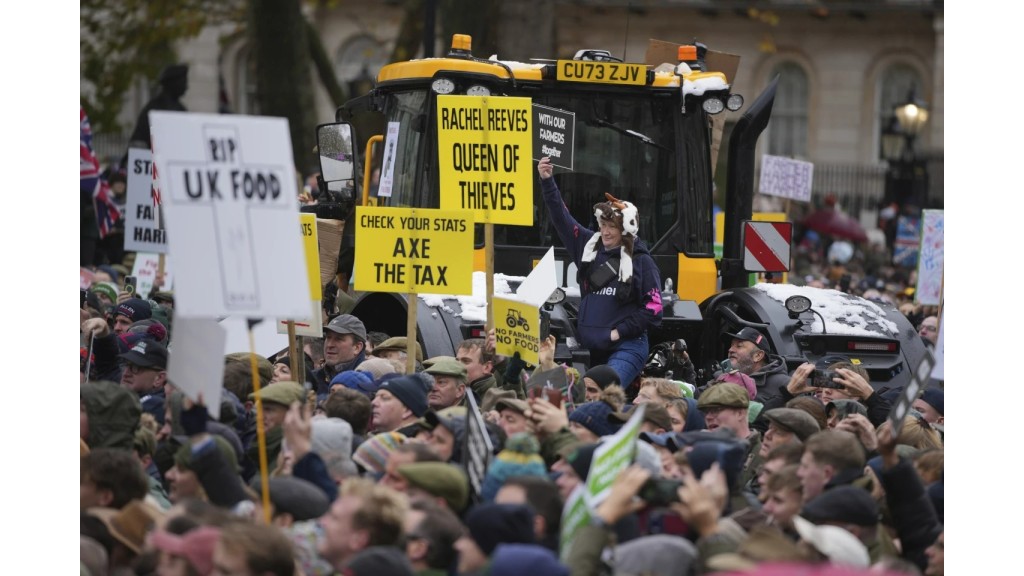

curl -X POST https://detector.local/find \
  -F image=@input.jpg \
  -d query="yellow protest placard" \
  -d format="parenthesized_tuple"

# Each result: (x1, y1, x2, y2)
(437, 95, 534, 226)
(354, 206, 474, 294)
(300, 213, 322, 301)
(492, 296, 541, 365)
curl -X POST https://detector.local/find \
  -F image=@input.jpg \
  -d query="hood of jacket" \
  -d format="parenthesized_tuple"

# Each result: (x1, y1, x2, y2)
(82, 380, 141, 450)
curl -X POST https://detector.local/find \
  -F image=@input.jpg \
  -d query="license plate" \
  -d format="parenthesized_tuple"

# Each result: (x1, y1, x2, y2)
(556, 60, 646, 85)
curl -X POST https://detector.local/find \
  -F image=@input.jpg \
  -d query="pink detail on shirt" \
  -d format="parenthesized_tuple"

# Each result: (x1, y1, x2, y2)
(646, 288, 663, 314)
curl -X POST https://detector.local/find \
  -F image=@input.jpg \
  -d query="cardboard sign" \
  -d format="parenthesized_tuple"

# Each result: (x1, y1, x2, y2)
(131, 253, 174, 298)
(532, 104, 575, 170)
(81, 267, 95, 289)
(168, 315, 226, 419)
(888, 349, 935, 437)
(354, 206, 474, 294)
(759, 155, 814, 202)
(437, 95, 534, 225)
(493, 296, 542, 365)
(915, 210, 943, 306)
(463, 390, 494, 499)
(125, 148, 168, 253)
(149, 111, 310, 318)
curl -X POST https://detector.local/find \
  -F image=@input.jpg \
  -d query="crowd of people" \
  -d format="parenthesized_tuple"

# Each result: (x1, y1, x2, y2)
(78, 154, 943, 575)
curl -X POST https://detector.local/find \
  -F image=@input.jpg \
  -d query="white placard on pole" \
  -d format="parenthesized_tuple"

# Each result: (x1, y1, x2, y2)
(125, 148, 168, 253)
(149, 112, 310, 318)
(168, 316, 226, 419)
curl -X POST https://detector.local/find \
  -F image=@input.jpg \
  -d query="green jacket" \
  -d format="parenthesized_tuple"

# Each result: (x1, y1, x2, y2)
(81, 380, 141, 450)
(540, 428, 579, 469)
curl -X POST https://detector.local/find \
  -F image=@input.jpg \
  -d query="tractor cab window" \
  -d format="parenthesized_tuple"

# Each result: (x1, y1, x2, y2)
(495, 92, 678, 251)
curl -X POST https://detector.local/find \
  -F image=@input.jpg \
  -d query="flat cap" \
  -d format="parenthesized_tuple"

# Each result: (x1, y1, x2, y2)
(697, 382, 750, 410)
(398, 462, 470, 512)
(763, 408, 821, 441)
(250, 476, 330, 522)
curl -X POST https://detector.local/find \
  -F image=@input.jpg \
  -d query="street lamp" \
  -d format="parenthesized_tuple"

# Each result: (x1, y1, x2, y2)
(880, 87, 929, 259)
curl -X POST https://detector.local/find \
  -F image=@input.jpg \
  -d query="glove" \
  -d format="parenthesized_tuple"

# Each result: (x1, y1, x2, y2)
(180, 399, 210, 437)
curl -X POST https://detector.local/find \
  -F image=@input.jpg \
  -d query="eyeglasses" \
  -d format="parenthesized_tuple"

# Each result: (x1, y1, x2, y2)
(124, 363, 156, 374)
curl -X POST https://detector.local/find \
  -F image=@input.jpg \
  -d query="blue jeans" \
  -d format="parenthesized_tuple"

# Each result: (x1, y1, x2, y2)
(603, 333, 649, 389)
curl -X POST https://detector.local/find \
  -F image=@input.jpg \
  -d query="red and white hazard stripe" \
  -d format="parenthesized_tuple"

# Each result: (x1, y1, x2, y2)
(743, 221, 791, 272)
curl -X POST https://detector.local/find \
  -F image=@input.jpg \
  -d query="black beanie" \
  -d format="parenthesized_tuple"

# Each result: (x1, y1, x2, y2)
(566, 442, 601, 481)
(465, 503, 536, 555)
(377, 375, 429, 417)
(583, 365, 620, 390)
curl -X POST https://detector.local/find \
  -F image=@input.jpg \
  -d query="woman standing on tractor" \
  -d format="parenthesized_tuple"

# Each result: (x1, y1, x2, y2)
(537, 156, 663, 388)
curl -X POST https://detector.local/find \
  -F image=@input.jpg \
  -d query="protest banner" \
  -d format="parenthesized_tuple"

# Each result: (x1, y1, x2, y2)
(148, 111, 309, 318)
(125, 148, 168, 253)
(437, 95, 533, 226)
(585, 404, 646, 504)
(277, 213, 324, 337)
(915, 209, 943, 306)
(354, 206, 474, 294)
(532, 104, 575, 170)
(131, 253, 174, 299)
(558, 405, 646, 561)
(492, 247, 558, 364)
(759, 155, 814, 202)
(463, 390, 493, 501)
(168, 315, 226, 419)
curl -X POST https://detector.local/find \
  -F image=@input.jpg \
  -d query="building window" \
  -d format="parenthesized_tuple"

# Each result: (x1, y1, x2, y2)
(335, 35, 389, 99)
(766, 62, 808, 158)
(877, 63, 923, 158)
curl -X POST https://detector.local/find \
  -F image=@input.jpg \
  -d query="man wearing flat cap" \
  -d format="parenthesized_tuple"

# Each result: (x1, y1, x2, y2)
(397, 461, 470, 514)
(372, 336, 424, 366)
(314, 314, 368, 393)
(250, 476, 330, 528)
(247, 380, 305, 466)
(723, 327, 790, 401)
(759, 407, 820, 458)
(698, 382, 762, 501)
(425, 358, 468, 410)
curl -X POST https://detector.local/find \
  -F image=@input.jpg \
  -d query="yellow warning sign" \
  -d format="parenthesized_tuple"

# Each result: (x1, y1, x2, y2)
(354, 206, 474, 294)
(437, 95, 533, 226)
(492, 296, 541, 365)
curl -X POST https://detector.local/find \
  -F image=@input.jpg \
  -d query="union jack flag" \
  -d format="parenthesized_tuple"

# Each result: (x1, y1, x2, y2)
(80, 106, 121, 237)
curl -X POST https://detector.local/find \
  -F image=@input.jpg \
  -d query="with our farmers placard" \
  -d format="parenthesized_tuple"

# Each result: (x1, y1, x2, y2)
(436, 95, 533, 225)
(354, 206, 474, 294)
(148, 111, 310, 318)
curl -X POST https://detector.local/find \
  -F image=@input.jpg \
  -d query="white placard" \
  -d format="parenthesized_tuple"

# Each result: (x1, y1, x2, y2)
(149, 112, 310, 318)
(131, 253, 174, 299)
(915, 210, 944, 306)
(168, 316, 226, 419)
(221, 316, 290, 357)
(276, 300, 324, 338)
(125, 148, 168, 253)
(377, 121, 400, 198)
(931, 310, 944, 381)
(759, 155, 814, 202)
(516, 247, 558, 307)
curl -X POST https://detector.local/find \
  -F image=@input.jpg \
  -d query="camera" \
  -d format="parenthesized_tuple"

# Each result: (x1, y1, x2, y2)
(639, 477, 682, 507)
(812, 369, 843, 389)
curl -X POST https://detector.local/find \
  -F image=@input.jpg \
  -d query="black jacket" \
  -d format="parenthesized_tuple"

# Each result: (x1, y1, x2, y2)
(879, 457, 942, 572)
